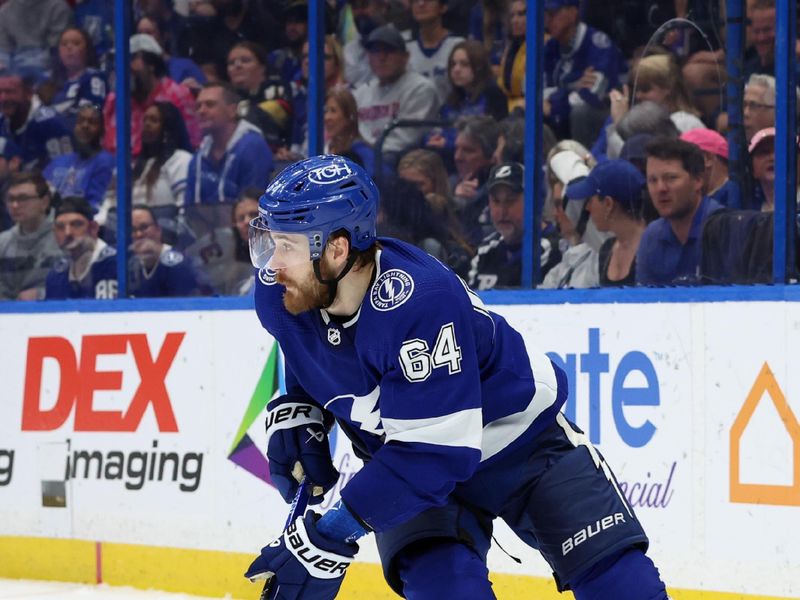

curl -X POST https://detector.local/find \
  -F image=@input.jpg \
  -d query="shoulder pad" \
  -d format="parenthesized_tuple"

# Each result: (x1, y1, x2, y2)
(160, 249, 185, 267)
(591, 31, 611, 49)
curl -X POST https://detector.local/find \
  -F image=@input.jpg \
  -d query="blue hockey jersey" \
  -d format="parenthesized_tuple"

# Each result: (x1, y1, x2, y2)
(128, 247, 197, 297)
(43, 150, 114, 210)
(254, 238, 567, 532)
(0, 100, 73, 170)
(44, 241, 117, 300)
(543, 23, 626, 136)
(51, 68, 108, 123)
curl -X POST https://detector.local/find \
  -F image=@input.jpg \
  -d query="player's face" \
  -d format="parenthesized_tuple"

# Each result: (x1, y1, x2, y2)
(74, 107, 102, 146)
(274, 247, 335, 316)
(449, 48, 474, 90)
(646, 157, 703, 220)
(234, 198, 259, 241)
(4, 183, 48, 228)
(323, 96, 347, 139)
(227, 46, 264, 91)
(399, 166, 434, 195)
(59, 29, 87, 72)
(489, 185, 524, 244)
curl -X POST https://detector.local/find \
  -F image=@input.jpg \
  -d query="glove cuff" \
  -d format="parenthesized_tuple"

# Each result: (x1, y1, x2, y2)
(265, 401, 325, 448)
(283, 513, 357, 580)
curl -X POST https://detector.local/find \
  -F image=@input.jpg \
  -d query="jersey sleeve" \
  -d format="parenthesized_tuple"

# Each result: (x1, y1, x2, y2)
(340, 284, 484, 531)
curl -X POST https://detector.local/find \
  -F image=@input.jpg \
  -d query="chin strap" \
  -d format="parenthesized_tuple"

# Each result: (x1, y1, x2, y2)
(313, 254, 359, 308)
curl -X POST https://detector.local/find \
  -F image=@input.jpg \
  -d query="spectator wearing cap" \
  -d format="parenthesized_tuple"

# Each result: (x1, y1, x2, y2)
(129, 205, 198, 297)
(748, 127, 776, 212)
(43, 104, 113, 211)
(406, 0, 464, 105)
(136, 16, 206, 91)
(268, 1, 308, 86)
(542, 0, 627, 147)
(45, 195, 117, 300)
(468, 162, 560, 290)
(344, 0, 392, 89)
(0, 71, 72, 171)
(680, 128, 732, 207)
(186, 82, 273, 204)
(566, 159, 646, 286)
(0, 172, 61, 300)
(353, 24, 439, 164)
(103, 34, 201, 156)
(636, 137, 723, 286)
(0, 0, 72, 78)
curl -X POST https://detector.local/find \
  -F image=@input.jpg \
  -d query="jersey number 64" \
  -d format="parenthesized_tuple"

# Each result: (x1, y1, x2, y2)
(398, 322, 462, 382)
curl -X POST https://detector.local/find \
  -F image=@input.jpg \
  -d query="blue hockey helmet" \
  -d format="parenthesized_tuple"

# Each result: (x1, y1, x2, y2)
(249, 154, 379, 269)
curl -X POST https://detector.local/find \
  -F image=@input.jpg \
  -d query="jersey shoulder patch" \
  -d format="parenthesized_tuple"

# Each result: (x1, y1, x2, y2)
(591, 30, 611, 49)
(98, 245, 117, 260)
(52, 257, 69, 273)
(370, 268, 414, 312)
(160, 249, 185, 267)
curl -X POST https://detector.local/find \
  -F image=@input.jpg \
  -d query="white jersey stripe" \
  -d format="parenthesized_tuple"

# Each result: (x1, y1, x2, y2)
(382, 408, 483, 450)
(480, 351, 560, 462)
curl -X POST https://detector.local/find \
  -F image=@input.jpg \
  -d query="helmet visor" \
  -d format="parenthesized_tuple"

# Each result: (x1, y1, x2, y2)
(249, 217, 314, 270)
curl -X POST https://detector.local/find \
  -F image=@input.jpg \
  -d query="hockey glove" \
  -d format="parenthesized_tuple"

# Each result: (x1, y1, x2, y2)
(245, 512, 358, 600)
(266, 396, 339, 505)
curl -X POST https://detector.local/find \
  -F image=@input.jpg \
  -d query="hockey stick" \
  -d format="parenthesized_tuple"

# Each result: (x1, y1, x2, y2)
(259, 473, 310, 600)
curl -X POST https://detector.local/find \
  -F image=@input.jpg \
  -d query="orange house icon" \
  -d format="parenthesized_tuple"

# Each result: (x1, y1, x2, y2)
(730, 362, 800, 506)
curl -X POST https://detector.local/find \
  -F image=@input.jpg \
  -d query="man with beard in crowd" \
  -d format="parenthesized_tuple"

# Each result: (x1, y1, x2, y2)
(103, 33, 200, 155)
(0, 71, 72, 171)
(45, 196, 117, 300)
(43, 105, 113, 210)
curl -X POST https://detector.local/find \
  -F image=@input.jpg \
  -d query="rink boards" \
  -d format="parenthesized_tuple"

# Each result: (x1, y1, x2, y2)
(0, 301, 798, 600)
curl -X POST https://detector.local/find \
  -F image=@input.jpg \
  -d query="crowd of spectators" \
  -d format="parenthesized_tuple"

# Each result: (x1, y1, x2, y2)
(0, 0, 796, 302)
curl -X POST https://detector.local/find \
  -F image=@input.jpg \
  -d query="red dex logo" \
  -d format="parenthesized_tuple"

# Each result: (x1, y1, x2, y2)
(22, 333, 185, 432)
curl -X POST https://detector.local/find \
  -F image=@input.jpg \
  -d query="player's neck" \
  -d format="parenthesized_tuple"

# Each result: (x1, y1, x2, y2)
(325, 261, 375, 317)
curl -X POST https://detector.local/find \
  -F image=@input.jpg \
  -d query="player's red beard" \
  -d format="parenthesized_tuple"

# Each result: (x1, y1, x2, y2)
(276, 258, 334, 315)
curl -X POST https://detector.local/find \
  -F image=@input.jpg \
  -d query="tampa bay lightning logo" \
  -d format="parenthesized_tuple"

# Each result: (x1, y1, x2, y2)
(370, 269, 414, 311)
(258, 267, 277, 285)
(308, 162, 353, 185)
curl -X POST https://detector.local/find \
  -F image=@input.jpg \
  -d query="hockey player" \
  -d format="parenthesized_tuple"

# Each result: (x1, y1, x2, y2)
(244, 155, 668, 600)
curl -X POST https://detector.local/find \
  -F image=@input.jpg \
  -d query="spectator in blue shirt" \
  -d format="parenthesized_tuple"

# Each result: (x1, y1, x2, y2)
(129, 204, 197, 297)
(43, 105, 113, 211)
(186, 82, 274, 204)
(45, 196, 117, 300)
(636, 137, 723, 285)
(49, 27, 108, 129)
(0, 71, 72, 170)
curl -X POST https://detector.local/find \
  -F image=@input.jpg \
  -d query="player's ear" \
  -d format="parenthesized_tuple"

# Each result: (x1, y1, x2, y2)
(326, 234, 350, 264)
